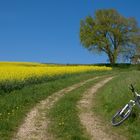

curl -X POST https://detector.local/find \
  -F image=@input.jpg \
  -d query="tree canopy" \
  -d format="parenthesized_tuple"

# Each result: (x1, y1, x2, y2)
(80, 9, 140, 64)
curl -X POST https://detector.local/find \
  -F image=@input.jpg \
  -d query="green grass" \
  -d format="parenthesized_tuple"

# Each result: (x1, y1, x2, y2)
(93, 70, 140, 140)
(0, 71, 112, 140)
(0, 71, 113, 94)
(48, 76, 107, 140)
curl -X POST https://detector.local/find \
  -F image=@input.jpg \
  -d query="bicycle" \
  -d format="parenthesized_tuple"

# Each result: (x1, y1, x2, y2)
(111, 84, 140, 126)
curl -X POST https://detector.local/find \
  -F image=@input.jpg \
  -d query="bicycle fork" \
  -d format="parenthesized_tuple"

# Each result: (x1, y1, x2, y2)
(120, 100, 135, 116)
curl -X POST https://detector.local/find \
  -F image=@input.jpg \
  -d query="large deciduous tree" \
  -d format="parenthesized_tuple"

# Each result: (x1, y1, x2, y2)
(80, 9, 140, 64)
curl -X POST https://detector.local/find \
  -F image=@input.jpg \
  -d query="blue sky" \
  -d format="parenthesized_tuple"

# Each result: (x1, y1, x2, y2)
(0, 0, 140, 64)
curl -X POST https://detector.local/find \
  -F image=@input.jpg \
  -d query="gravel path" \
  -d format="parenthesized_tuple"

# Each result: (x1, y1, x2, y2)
(13, 77, 99, 140)
(77, 77, 127, 140)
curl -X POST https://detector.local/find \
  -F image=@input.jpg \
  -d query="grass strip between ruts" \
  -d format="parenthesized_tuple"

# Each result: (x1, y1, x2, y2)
(0, 71, 112, 140)
(48, 76, 107, 140)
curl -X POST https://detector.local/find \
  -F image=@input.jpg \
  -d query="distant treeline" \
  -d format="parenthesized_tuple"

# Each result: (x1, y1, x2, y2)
(43, 63, 140, 69)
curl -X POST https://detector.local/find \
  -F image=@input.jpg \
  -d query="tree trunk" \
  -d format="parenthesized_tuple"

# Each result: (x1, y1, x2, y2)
(108, 53, 116, 65)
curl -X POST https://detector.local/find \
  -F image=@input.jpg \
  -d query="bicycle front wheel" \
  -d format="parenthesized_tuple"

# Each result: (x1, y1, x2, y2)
(111, 104, 132, 126)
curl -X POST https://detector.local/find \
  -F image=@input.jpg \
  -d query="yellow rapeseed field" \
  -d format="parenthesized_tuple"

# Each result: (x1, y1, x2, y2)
(0, 62, 112, 82)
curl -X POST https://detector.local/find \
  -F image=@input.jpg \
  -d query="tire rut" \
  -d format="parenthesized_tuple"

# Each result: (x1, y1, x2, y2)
(77, 77, 127, 140)
(13, 77, 99, 140)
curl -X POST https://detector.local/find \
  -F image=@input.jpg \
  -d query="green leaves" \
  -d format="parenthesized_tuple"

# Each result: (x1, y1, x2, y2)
(80, 9, 140, 64)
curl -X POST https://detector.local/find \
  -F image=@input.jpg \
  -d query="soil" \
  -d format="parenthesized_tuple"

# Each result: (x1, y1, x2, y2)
(13, 77, 99, 140)
(13, 76, 127, 140)
(77, 77, 127, 140)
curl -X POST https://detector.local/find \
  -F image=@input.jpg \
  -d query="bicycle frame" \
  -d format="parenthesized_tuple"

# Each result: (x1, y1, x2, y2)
(130, 85, 140, 108)
(111, 84, 140, 126)
(120, 100, 135, 115)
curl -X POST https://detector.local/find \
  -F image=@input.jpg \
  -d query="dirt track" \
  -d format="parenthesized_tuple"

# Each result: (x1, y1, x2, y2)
(13, 76, 127, 140)
(13, 77, 99, 140)
(77, 77, 127, 140)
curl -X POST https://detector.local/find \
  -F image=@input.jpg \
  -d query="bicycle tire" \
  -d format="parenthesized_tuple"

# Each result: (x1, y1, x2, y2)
(111, 104, 132, 126)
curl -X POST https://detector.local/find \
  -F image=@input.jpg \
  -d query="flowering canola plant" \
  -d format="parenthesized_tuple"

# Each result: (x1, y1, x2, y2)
(0, 62, 112, 82)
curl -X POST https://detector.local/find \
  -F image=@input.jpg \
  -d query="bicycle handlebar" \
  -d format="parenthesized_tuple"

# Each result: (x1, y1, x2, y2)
(129, 84, 140, 98)
(129, 84, 135, 92)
